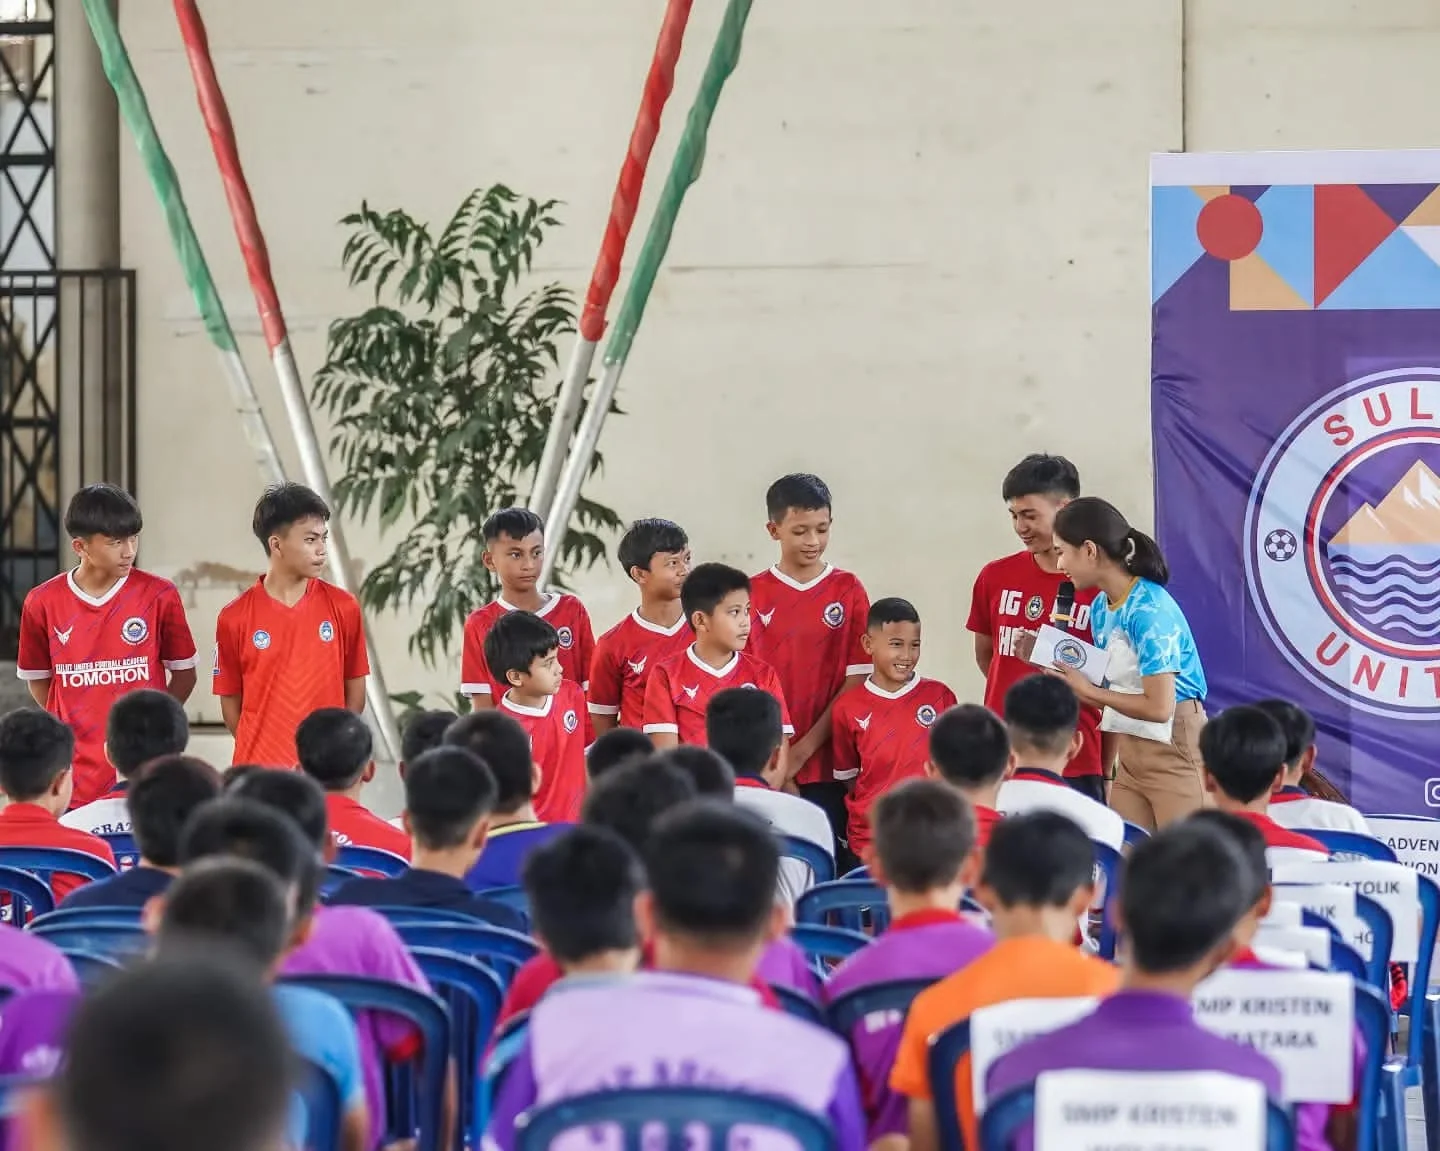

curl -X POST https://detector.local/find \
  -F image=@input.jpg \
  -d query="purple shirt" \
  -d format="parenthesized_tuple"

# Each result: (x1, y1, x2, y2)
(281, 904, 432, 1149)
(755, 934, 822, 999)
(483, 971, 866, 1151)
(0, 924, 78, 993)
(823, 910, 994, 1141)
(985, 990, 1283, 1151)
(0, 989, 80, 1151)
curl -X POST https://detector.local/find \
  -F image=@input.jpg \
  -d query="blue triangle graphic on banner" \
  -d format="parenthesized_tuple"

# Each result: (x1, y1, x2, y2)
(1152, 187, 1204, 302)
(1321, 227, 1440, 310)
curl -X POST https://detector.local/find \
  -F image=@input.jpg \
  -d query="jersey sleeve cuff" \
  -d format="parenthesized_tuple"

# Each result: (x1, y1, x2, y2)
(832, 769, 859, 781)
(16, 667, 52, 680)
(460, 682, 492, 696)
(163, 656, 198, 671)
(845, 663, 873, 677)
(587, 703, 620, 716)
(642, 723, 679, 735)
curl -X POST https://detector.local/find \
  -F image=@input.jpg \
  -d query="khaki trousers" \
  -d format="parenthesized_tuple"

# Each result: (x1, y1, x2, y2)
(1109, 699, 1209, 831)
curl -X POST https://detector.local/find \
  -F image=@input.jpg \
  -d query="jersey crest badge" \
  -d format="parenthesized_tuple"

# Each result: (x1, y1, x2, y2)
(915, 704, 938, 728)
(757, 610, 776, 627)
(556, 626, 574, 649)
(121, 617, 149, 645)
(682, 684, 699, 700)
(856, 714, 872, 731)
(563, 709, 579, 733)
(253, 630, 272, 650)
(319, 620, 335, 643)
(1025, 595, 1045, 621)
(627, 656, 647, 675)
(54, 625, 72, 645)
(823, 602, 845, 629)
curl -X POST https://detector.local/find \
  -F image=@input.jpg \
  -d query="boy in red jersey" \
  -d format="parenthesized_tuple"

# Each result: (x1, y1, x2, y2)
(750, 474, 870, 851)
(459, 508, 594, 712)
(296, 707, 411, 859)
(213, 483, 369, 768)
(642, 563, 794, 752)
(832, 598, 958, 861)
(484, 610, 587, 822)
(588, 518, 691, 734)
(967, 454, 1105, 801)
(17, 484, 197, 808)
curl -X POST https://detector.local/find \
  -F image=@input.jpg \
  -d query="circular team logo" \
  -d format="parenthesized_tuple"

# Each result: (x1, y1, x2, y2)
(822, 602, 845, 629)
(120, 616, 148, 645)
(1054, 638, 1088, 670)
(563, 709, 579, 734)
(1025, 595, 1045, 621)
(556, 626, 574, 650)
(915, 704, 938, 728)
(319, 620, 335, 643)
(1246, 367, 1440, 720)
(252, 629, 272, 650)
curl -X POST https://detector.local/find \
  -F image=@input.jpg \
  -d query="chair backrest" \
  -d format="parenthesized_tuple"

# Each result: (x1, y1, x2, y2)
(1405, 874, 1440, 1071)
(63, 949, 123, 987)
(28, 906, 143, 930)
(514, 1086, 836, 1151)
(1352, 893, 1394, 992)
(390, 923, 538, 986)
(1306, 829, 1398, 862)
(320, 865, 362, 899)
(335, 846, 409, 878)
(1329, 938, 1368, 983)
(0, 864, 53, 922)
(371, 905, 499, 926)
(100, 834, 140, 870)
(780, 835, 836, 886)
(927, 1019, 972, 1151)
(0, 847, 116, 884)
(25, 922, 147, 957)
(840, 865, 869, 882)
(475, 885, 531, 929)
(281, 976, 449, 1151)
(824, 978, 935, 1037)
(409, 947, 505, 1151)
(770, 984, 824, 1025)
(794, 880, 889, 934)
(298, 1055, 343, 1151)
(1353, 982, 1390, 1151)
(787, 924, 870, 979)
(1093, 840, 1122, 958)
(481, 1016, 530, 1135)
(1121, 821, 1149, 848)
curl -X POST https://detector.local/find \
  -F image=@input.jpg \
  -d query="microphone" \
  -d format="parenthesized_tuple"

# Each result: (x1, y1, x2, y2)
(1051, 581, 1076, 633)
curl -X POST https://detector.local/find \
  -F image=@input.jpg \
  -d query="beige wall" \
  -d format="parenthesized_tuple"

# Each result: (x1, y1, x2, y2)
(115, 0, 1440, 733)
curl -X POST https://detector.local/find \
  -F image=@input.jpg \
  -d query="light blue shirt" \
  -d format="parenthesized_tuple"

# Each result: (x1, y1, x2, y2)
(273, 983, 365, 1148)
(1089, 577, 1207, 702)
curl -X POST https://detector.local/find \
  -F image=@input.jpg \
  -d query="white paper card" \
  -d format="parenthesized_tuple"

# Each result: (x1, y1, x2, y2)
(1271, 860, 1418, 962)
(1366, 817, 1440, 878)
(1029, 624, 1110, 687)
(1194, 969, 1354, 1103)
(1252, 923, 1331, 968)
(1033, 1069, 1266, 1151)
(1272, 883, 1357, 925)
(1260, 903, 1302, 928)
(969, 997, 1099, 1109)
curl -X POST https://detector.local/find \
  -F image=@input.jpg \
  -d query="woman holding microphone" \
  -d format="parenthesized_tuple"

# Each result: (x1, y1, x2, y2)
(1048, 497, 1208, 829)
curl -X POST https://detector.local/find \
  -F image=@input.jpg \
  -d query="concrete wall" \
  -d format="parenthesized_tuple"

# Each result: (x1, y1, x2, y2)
(111, 0, 1440, 737)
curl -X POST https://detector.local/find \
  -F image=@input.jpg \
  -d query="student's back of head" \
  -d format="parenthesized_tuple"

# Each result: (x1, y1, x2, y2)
(1198, 705, 1288, 803)
(227, 767, 329, 851)
(928, 704, 1011, 790)
(400, 709, 457, 769)
(1185, 810, 1270, 913)
(106, 689, 190, 778)
(706, 687, 783, 779)
(156, 856, 293, 970)
(582, 759, 697, 852)
(980, 810, 1095, 909)
(523, 824, 644, 966)
(128, 756, 222, 868)
(443, 710, 534, 815)
(1252, 698, 1316, 775)
(872, 778, 977, 894)
(178, 797, 320, 918)
(0, 707, 74, 802)
(1003, 674, 1081, 760)
(404, 746, 498, 850)
(586, 727, 654, 780)
(295, 707, 373, 790)
(651, 746, 735, 797)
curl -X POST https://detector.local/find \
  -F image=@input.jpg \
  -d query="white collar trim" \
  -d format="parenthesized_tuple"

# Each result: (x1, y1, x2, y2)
(631, 608, 687, 637)
(497, 593, 560, 619)
(500, 692, 554, 718)
(767, 563, 833, 593)
(686, 645, 738, 679)
(864, 675, 921, 700)
(67, 569, 130, 608)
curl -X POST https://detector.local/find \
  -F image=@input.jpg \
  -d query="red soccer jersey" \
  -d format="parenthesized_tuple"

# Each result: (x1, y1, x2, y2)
(17, 569, 197, 807)
(587, 609, 691, 728)
(748, 566, 870, 786)
(212, 578, 369, 768)
(642, 647, 794, 747)
(966, 551, 1103, 779)
(0, 802, 117, 901)
(832, 676, 959, 856)
(459, 594, 595, 703)
(325, 794, 412, 860)
(497, 681, 587, 823)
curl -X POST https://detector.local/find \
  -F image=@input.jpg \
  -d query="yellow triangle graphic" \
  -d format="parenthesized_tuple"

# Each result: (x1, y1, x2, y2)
(1231, 252, 1308, 311)
(1191, 185, 1230, 203)
(1405, 186, 1440, 226)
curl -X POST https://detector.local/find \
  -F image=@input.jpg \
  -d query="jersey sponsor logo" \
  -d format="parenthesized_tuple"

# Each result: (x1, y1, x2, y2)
(319, 620, 335, 643)
(915, 704, 938, 727)
(120, 616, 149, 646)
(556, 626, 574, 649)
(682, 684, 699, 700)
(54, 656, 150, 688)
(627, 656, 647, 675)
(53, 624, 72, 645)
(252, 629, 272, 650)
(856, 713, 872, 731)
(563, 708, 579, 733)
(1054, 638, 1089, 670)
(1025, 594, 1045, 621)
(757, 610, 776, 626)
(822, 601, 845, 628)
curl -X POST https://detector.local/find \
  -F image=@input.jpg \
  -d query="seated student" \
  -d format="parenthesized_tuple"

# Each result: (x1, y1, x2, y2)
(446, 710, 570, 892)
(21, 954, 293, 1151)
(0, 924, 77, 993)
(653, 745, 736, 797)
(1200, 705, 1328, 862)
(59, 756, 220, 909)
(387, 708, 458, 829)
(0, 710, 116, 900)
(62, 688, 189, 836)
(891, 812, 1119, 1151)
(996, 675, 1124, 850)
(328, 747, 525, 930)
(1257, 699, 1369, 834)
(984, 822, 1283, 1144)
(711, 687, 834, 902)
(487, 802, 866, 1151)
(296, 707, 411, 859)
(823, 780, 993, 1147)
(585, 726, 653, 780)
(925, 704, 1013, 849)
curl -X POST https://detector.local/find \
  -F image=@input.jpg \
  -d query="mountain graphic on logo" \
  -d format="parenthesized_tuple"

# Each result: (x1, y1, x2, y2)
(1329, 461, 1440, 548)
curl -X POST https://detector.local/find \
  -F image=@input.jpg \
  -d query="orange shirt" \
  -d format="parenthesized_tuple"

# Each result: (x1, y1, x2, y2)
(325, 794, 411, 860)
(213, 578, 369, 767)
(0, 802, 117, 901)
(889, 934, 1119, 1151)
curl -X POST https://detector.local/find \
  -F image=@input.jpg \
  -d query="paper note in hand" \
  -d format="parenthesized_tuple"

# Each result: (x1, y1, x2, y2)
(1029, 624, 1110, 686)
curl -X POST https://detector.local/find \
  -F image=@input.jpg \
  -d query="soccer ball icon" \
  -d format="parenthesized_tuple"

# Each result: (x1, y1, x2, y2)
(1263, 529, 1298, 562)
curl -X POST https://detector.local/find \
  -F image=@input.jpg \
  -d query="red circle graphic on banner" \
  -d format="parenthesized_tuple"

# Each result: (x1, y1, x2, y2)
(1197, 194, 1263, 261)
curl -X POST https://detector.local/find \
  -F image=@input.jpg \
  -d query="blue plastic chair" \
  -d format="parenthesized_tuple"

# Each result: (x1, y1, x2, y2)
(371, 905, 505, 928)
(100, 834, 139, 870)
(771, 984, 825, 1025)
(825, 977, 936, 1039)
(514, 1086, 835, 1151)
(28, 906, 143, 931)
(63, 949, 123, 987)
(1354, 893, 1396, 993)
(0, 847, 116, 894)
(336, 846, 409, 877)
(481, 1016, 529, 1134)
(780, 835, 836, 886)
(320, 864, 362, 899)
(840, 865, 870, 882)
(25, 922, 146, 957)
(0, 864, 53, 922)
(978, 1082, 1294, 1151)
(409, 948, 504, 1151)
(281, 976, 449, 1151)
(1122, 821, 1149, 848)
(927, 1019, 973, 1151)
(298, 1055, 343, 1151)
(1093, 841, 1122, 959)
(795, 880, 890, 934)
(1331, 939, 1369, 984)
(476, 885, 530, 922)
(391, 923, 538, 987)
(1352, 981, 1394, 1151)
(1307, 830, 1398, 862)
(788, 924, 870, 979)
(1395, 874, 1440, 1145)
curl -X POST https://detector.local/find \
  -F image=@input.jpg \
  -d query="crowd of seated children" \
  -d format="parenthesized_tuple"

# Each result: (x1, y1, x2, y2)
(1258, 698, 1371, 834)
(583, 725, 654, 780)
(924, 703, 1012, 848)
(297, 706, 412, 859)
(62, 687, 189, 836)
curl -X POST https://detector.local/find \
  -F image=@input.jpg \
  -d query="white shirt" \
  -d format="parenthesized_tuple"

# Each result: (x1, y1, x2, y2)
(60, 795, 130, 836)
(997, 769, 1126, 850)
(733, 780, 835, 905)
(1267, 794, 1370, 835)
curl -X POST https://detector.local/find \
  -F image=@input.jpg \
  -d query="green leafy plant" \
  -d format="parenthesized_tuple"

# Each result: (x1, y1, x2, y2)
(312, 185, 622, 671)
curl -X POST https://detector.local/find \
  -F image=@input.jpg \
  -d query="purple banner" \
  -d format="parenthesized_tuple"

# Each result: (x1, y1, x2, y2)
(1151, 151, 1440, 816)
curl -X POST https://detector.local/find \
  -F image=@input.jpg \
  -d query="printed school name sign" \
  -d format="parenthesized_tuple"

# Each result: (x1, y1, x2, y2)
(1152, 150, 1440, 813)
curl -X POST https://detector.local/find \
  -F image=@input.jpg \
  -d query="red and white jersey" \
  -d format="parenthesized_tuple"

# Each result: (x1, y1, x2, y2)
(498, 680, 587, 823)
(967, 551, 1103, 779)
(642, 646, 794, 748)
(460, 593, 594, 700)
(587, 609, 690, 728)
(748, 565, 870, 785)
(831, 676, 958, 856)
(1268, 787, 1371, 834)
(997, 767, 1125, 850)
(17, 569, 196, 807)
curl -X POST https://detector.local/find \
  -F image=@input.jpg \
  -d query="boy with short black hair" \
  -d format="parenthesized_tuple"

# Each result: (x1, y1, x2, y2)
(652, 746, 735, 797)
(213, 482, 369, 768)
(642, 562, 793, 750)
(1200, 705, 1328, 860)
(926, 704, 1013, 848)
(62, 688, 190, 836)
(1258, 698, 1369, 834)
(588, 518, 691, 734)
(388, 708, 457, 830)
(488, 802, 867, 1151)
(460, 507, 594, 712)
(967, 454, 1105, 798)
(60, 755, 220, 909)
(586, 726, 653, 779)
(825, 780, 992, 1145)
(832, 598, 957, 862)
(297, 706, 411, 858)
(18, 484, 197, 808)
(482, 610, 587, 822)
(750, 473, 870, 850)
(891, 811, 1117, 1151)
(0, 709, 116, 899)
(522, 824, 645, 979)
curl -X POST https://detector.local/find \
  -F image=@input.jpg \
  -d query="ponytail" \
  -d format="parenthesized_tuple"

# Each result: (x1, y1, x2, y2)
(1123, 528, 1169, 586)
(1054, 496, 1170, 585)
